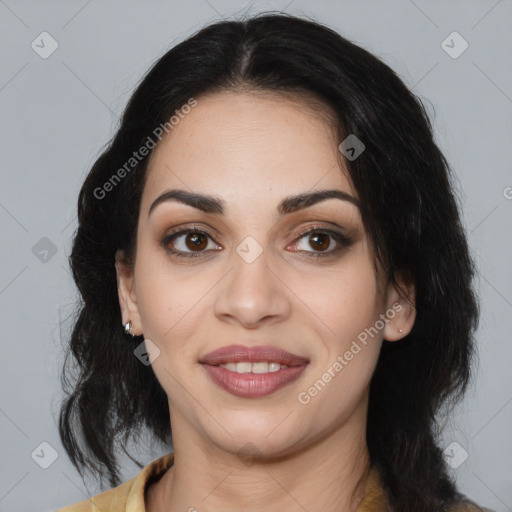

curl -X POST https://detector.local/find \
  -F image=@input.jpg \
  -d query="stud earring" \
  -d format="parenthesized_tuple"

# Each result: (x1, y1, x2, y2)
(124, 321, 133, 336)
(397, 328, 403, 333)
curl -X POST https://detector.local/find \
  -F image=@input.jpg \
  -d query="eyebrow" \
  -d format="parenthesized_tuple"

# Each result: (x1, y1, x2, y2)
(148, 188, 361, 217)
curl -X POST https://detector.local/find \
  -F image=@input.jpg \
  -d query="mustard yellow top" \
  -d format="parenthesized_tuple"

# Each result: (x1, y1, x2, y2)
(56, 452, 493, 512)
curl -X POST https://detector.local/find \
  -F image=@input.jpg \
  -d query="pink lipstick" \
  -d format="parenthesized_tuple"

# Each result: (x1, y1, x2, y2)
(199, 344, 309, 398)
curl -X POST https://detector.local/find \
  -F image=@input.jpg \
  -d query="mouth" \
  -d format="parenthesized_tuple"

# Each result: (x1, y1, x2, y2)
(199, 344, 309, 367)
(199, 344, 309, 398)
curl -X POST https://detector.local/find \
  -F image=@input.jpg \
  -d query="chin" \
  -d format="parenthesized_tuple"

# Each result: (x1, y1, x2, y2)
(204, 416, 302, 456)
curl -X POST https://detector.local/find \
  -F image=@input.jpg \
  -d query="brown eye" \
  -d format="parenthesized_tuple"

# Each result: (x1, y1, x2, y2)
(162, 227, 221, 258)
(184, 232, 208, 251)
(289, 227, 353, 259)
(307, 233, 331, 252)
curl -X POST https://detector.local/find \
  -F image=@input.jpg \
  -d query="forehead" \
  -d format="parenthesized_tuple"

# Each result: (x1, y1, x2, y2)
(142, 91, 356, 214)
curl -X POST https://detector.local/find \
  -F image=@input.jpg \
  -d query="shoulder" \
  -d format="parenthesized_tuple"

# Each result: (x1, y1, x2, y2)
(55, 452, 175, 512)
(359, 464, 494, 512)
(55, 477, 136, 511)
(447, 498, 496, 512)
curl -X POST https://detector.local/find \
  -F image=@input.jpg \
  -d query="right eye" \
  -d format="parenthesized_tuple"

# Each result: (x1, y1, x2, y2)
(161, 226, 222, 259)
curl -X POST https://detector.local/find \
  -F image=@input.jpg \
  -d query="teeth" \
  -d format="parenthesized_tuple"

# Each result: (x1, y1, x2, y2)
(236, 362, 252, 373)
(218, 361, 289, 373)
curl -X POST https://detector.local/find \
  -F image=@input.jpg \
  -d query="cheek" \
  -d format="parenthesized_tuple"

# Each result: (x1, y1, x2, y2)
(137, 274, 208, 343)
(293, 253, 381, 343)
(134, 265, 210, 400)
(133, 245, 210, 344)
(292, 248, 384, 407)
(295, 265, 383, 422)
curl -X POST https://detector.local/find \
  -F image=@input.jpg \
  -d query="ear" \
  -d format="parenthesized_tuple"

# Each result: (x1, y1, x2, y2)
(115, 250, 142, 336)
(382, 271, 416, 342)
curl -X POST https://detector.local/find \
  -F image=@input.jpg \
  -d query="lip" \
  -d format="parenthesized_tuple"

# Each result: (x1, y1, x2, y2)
(199, 344, 309, 366)
(203, 365, 308, 398)
(199, 344, 309, 398)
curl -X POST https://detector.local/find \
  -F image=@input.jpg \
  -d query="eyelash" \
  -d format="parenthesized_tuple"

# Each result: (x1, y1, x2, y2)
(161, 224, 353, 261)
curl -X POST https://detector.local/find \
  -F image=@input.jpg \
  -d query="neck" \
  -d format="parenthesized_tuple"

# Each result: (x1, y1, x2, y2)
(148, 404, 372, 512)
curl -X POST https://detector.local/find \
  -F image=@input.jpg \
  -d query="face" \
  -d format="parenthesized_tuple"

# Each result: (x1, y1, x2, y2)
(116, 91, 415, 460)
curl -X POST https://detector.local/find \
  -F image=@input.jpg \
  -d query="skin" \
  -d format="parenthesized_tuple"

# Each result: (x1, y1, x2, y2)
(116, 90, 416, 512)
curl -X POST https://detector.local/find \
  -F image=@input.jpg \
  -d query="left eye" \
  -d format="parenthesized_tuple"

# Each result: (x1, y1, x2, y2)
(289, 229, 347, 256)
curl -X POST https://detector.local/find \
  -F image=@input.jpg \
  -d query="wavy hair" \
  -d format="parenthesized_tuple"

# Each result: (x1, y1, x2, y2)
(59, 12, 480, 512)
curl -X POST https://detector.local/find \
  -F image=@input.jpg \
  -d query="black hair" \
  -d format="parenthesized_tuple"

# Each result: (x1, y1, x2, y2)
(59, 12, 481, 512)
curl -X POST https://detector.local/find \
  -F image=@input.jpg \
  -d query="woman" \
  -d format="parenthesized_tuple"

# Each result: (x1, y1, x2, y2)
(56, 12, 492, 512)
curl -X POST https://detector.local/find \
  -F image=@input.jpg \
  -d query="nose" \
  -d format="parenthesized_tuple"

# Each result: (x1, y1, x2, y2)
(213, 241, 291, 329)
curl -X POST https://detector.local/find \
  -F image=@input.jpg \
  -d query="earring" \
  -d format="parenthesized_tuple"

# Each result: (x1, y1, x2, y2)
(124, 321, 133, 336)
(397, 328, 403, 333)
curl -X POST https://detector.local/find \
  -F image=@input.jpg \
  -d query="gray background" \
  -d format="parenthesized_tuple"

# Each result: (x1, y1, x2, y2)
(0, 1, 511, 511)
